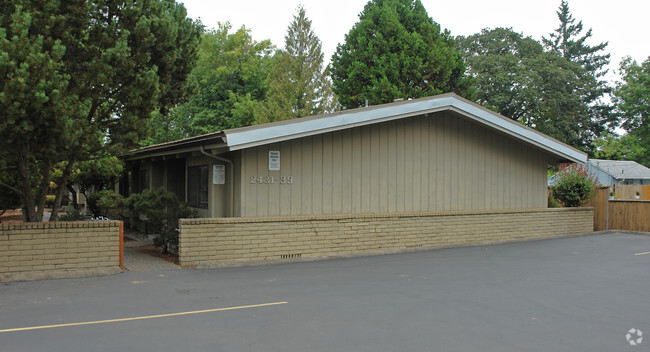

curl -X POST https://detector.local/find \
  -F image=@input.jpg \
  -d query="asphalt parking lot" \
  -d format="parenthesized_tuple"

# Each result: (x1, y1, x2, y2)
(1, 232, 648, 352)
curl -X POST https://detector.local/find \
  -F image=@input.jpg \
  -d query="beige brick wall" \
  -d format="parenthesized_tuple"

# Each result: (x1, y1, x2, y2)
(0, 221, 122, 281)
(179, 208, 594, 267)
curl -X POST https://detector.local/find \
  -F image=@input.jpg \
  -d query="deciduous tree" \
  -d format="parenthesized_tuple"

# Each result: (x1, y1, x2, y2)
(613, 57, 650, 166)
(458, 28, 593, 149)
(173, 23, 273, 136)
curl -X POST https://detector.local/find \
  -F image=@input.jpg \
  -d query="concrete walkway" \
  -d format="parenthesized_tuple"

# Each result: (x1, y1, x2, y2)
(123, 237, 180, 271)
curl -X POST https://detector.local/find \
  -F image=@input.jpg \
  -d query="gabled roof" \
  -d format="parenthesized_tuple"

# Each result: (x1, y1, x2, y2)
(127, 93, 587, 163)
(588, 159, 650, 180)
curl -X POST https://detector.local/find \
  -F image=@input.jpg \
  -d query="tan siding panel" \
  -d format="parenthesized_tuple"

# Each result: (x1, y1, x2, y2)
(291, 139, 302, 215)
(234, 112, 551, 217)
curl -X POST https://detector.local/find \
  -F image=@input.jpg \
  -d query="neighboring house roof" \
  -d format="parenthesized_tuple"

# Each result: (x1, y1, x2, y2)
(127, 93, 587, 164)
(588, 159, 650, 180)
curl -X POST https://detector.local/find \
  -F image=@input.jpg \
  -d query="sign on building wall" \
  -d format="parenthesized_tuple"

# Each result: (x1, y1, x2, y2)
(213, 165, 225, 184)
(269, 151, 280, 171)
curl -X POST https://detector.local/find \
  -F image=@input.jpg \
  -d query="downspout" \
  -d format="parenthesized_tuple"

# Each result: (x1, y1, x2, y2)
(200, 146, 234, 217)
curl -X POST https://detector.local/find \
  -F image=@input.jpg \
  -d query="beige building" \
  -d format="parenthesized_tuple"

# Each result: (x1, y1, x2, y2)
(124, 93, 587, 218)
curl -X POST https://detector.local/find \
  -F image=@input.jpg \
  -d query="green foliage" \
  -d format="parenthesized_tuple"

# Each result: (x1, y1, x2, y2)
(542, 0, 615, 143)
(125, 188, 195, 253)
(614, 57, 650, 167)
(150, 23, 274, 142)
(458, 28, 595, 150)
(59, 207, 89, 221)
(255, 6, 336, 124)
(68, 155, 124, 197)
(591, 133, 645, 162)
(87, 190, 126, 219)
(330, 0, 471, 109)
(0, 0, 202, 221)
(547, 191, 561, 208)
(550, 164, 598, 207)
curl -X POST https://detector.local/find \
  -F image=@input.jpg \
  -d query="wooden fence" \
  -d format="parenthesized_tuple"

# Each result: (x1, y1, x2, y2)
(612, 184, 650, 200)
(589, 187, 650, 232)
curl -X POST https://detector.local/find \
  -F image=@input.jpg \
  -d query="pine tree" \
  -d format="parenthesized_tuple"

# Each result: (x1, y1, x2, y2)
(0, 0, 202, 221)
(330, 0, 470, 109)
(255, 6, 335, 124)
(543, 0, 615, 137)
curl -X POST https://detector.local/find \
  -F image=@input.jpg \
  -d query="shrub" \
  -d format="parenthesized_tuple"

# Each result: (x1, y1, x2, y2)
(87, 190, 127, 219)
(125, 188, 196, 253)
(59, 207, 89, 221)
(551, 164, 598, 207)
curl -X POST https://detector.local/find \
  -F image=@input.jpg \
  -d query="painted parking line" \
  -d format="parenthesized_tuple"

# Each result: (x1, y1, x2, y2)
(634, 251, 650, 256)
(0, 301, 287, 333)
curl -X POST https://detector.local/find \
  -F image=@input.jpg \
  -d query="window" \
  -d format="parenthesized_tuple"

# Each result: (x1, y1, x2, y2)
(139, 168, 150, 192)
(188, 165, 209, 209)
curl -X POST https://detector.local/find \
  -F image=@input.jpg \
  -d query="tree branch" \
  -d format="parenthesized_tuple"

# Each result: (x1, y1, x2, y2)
(0, 180, 22, 196)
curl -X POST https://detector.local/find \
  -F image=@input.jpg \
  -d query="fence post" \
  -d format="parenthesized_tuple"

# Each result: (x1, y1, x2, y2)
(119, 221, 124, 268)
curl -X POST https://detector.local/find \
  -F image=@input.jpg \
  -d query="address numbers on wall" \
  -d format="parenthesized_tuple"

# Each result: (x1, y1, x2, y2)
(249, 176, 293, 184)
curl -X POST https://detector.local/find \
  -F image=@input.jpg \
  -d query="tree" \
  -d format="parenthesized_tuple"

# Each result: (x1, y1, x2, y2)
(458, 28, 593, 149)
(65, 155, 124, 209)
(125, 187, 195, 253)
(0, 0, 202, 221)
(591, 133, 645, 162)
(543, 0, 615, 136)
(255, 6, 336, 124)
(167, 23, 273, 137)
(330, 0, 470, 109)
(613, 57, 650, 166)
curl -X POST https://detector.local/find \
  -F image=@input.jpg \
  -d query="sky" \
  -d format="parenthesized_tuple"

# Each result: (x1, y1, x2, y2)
(179, 0, 649, 84)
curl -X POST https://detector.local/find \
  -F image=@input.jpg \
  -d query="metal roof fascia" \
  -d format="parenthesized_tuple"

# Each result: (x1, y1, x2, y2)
(224, 96, 586, 163)
(224, 99, 446, 150)
(448, 101, 587, 164)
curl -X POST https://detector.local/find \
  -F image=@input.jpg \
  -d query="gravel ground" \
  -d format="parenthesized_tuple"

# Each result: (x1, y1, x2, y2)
(123, 233, 180, 271)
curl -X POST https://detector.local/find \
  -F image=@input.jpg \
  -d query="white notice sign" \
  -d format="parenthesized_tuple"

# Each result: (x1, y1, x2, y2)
(213, 165, 225, 184)
(269, 151, 280, 170)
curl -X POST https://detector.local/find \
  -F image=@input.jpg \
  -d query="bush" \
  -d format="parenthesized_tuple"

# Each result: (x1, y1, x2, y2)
(125, 188, 196, 253)
(547, 190, 561, 208)
(87, 190, 127, 219)
(550, 164, 598, 207)
(59, 207, 89, 221)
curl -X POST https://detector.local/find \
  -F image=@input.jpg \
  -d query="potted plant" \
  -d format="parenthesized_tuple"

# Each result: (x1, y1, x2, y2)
(635, 190, 641, 199)
(609, 191, 615, 200)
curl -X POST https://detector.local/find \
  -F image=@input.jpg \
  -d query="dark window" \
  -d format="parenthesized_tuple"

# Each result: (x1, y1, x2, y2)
(139, 169, 150, 192)
(188, 165, 209, 209)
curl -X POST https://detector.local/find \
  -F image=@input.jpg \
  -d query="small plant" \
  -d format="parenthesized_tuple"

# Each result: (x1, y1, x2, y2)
(550, 164, 598, 207)
(59, 207, 89, 221)
(125, 188, 196, 253)
(87, 190, 127, 219)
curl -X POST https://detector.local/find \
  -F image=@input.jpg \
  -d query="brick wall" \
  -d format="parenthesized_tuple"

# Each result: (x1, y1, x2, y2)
(0, 221, 122, 281)
(179, 208, 594, 267)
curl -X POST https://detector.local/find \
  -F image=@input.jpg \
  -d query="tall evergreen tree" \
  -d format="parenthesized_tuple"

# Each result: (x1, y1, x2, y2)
(543, 0, 615, 136)
(330, 0, 470, 109)
(255, 6, 336, 124)
(0, 0, 202, 221)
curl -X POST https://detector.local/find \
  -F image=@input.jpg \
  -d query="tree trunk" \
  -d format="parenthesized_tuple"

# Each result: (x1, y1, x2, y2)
(67, 184, 79, 210)
(17, 143, 37, 222)
(50, 160, 74, 221)
(35, 158, 51, 222)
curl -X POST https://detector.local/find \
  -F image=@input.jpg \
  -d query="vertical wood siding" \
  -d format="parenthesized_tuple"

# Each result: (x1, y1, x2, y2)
(238, 111, 549, 217)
